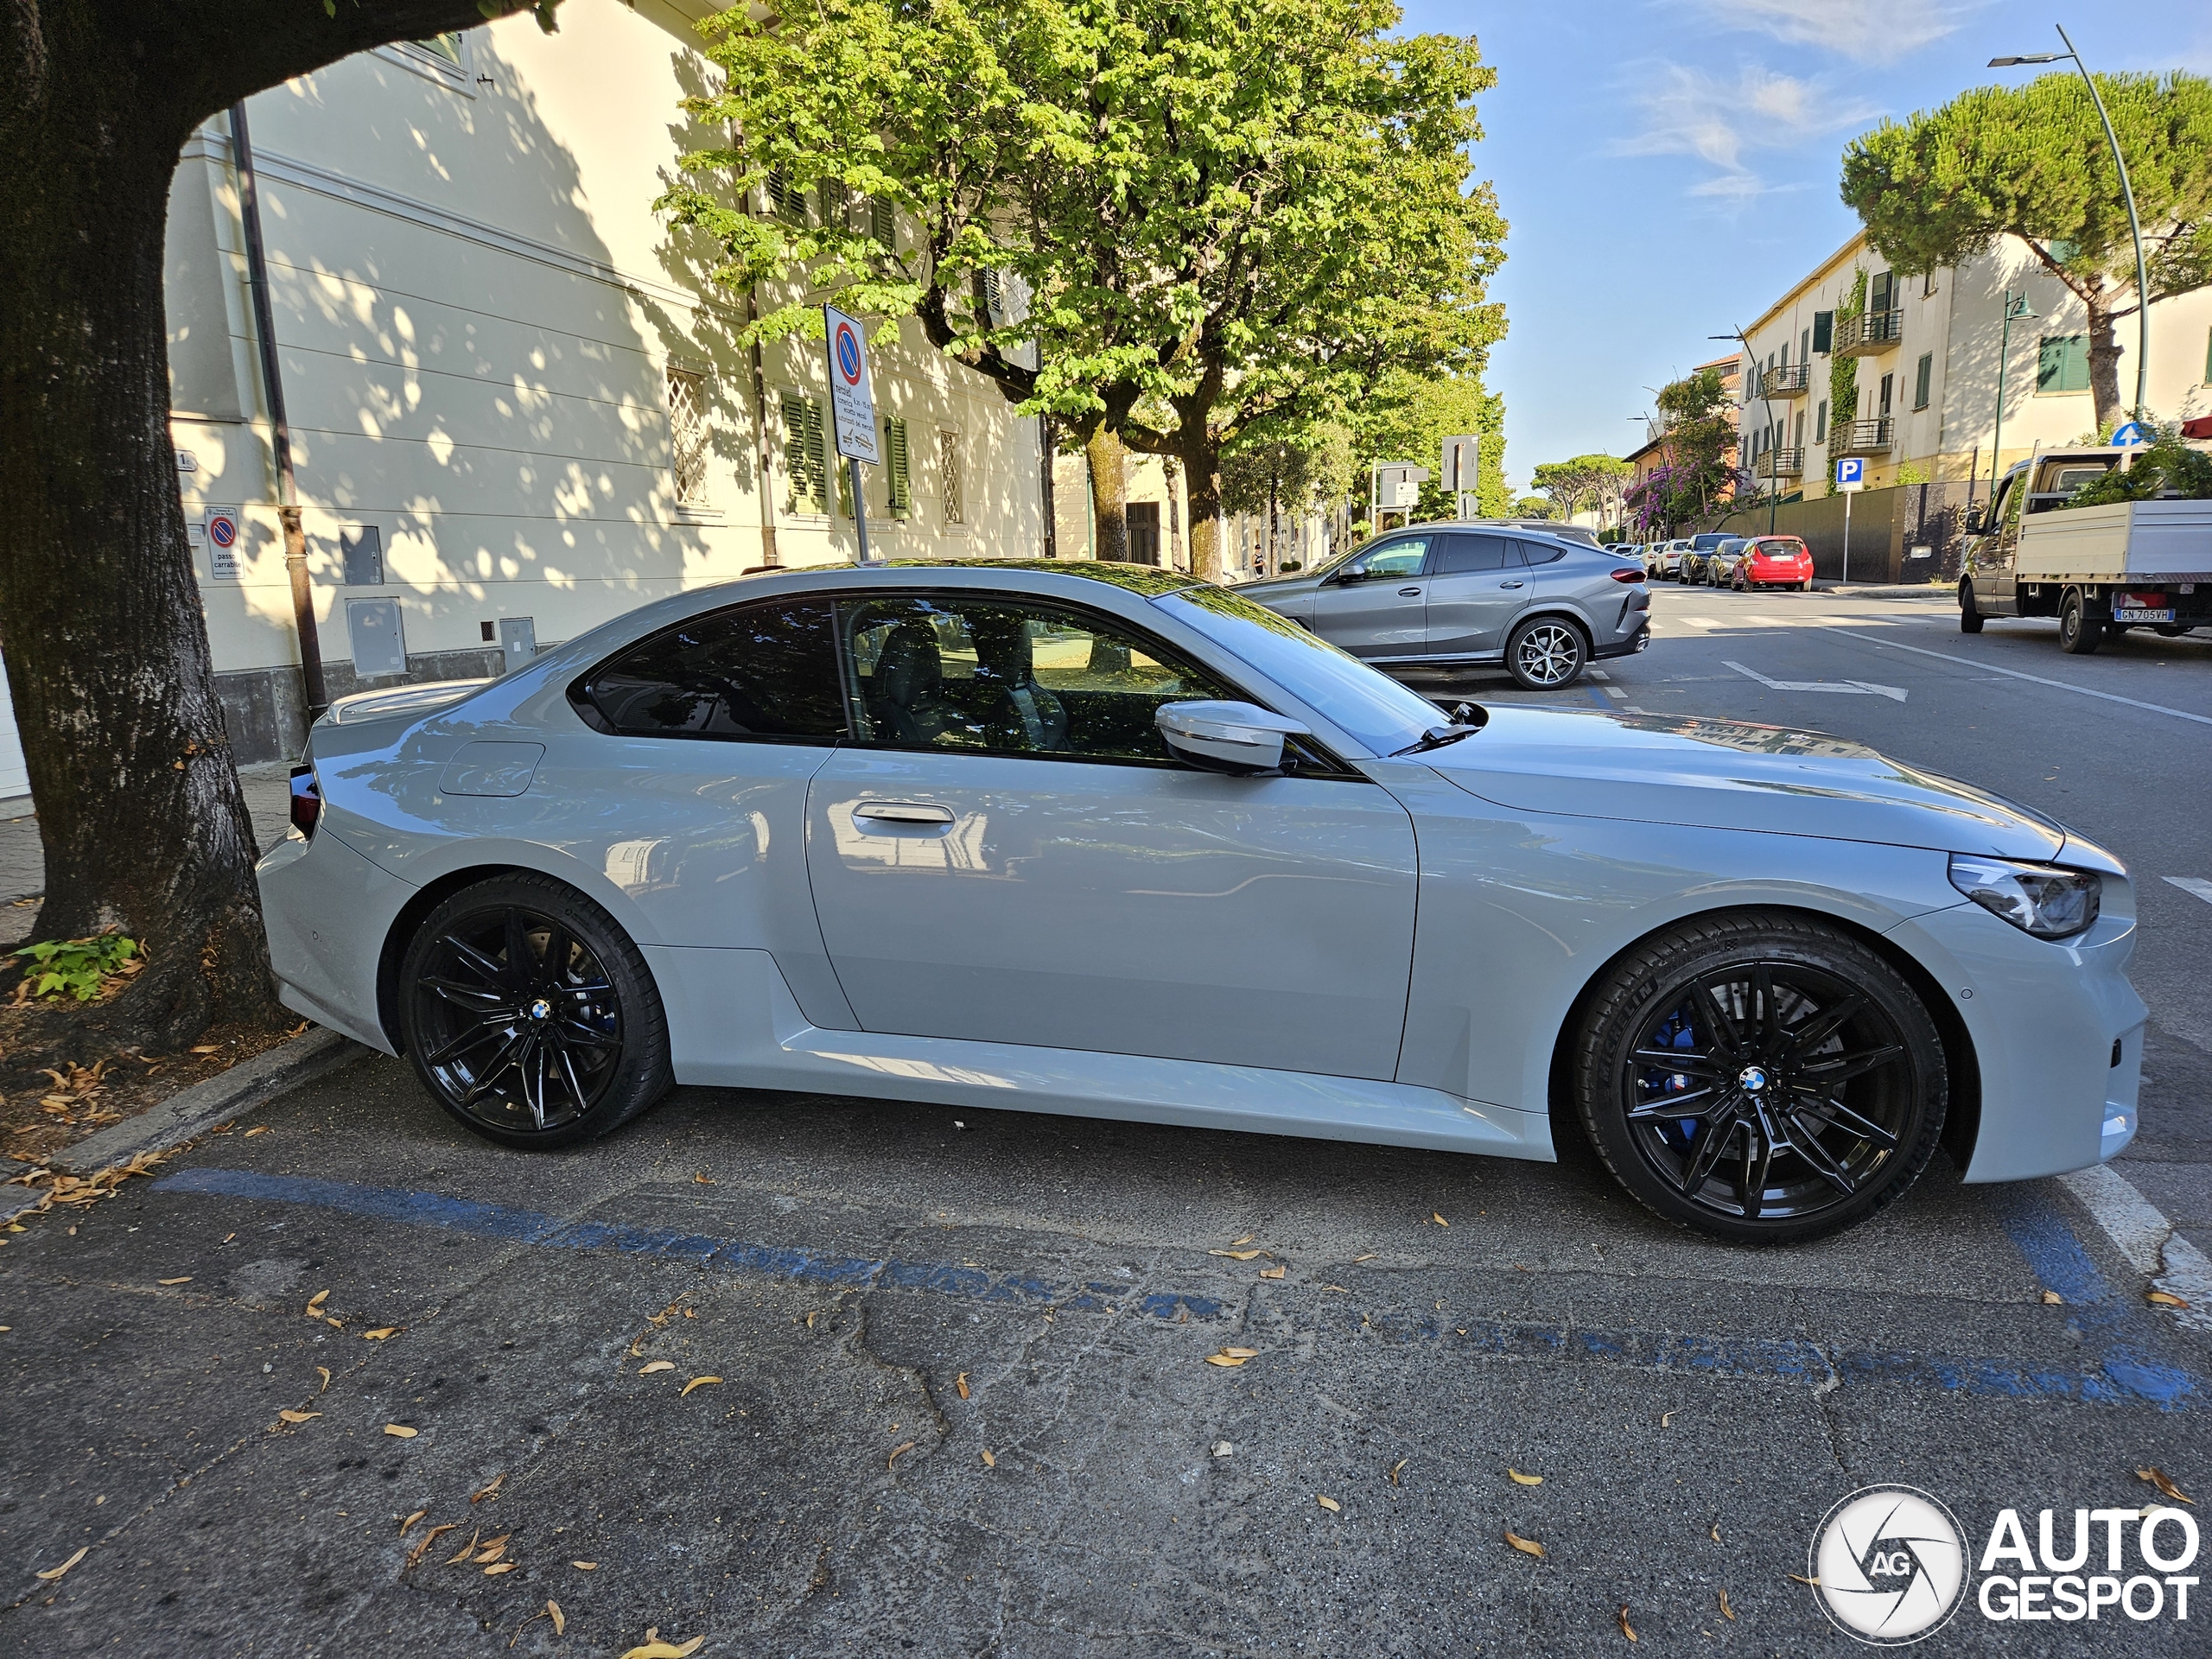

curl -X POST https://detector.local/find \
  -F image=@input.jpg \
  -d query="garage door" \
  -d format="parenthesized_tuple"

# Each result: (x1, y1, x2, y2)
(0, 645, 28, 802)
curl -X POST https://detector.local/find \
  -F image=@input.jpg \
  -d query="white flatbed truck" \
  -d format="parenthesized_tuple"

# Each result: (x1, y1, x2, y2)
(1958, 445, 2212, 652)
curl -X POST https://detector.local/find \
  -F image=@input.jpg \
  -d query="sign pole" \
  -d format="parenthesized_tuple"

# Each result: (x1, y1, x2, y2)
(849, 458, 871, 563)
(1842, 490, 1852, 586)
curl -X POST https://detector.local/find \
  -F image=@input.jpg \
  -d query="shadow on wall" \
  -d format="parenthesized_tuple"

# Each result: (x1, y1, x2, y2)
(194, 19, 709, 759)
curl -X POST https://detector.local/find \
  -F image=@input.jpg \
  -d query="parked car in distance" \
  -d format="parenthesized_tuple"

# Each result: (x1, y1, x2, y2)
(1680, 533, 1734, 583)
(1649, 539, 1692, 579)
(263, 557, 2145, 1245)
(1244, 524, 1650, 690)
(1732, 536, 1816, 591)
(1704, 538, 1750, 587)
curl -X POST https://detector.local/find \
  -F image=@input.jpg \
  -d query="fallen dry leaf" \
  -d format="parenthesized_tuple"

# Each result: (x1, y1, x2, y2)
(1209, 1249, 1264, 1261)
(1223, 1346, 1259, 1358)
(406, 1523, 458, 1568)
(955, 1372, 970, 1400)
(1618, 1605, 1637, 1643)
(981, 1448, 995, 1468)
(1229, 1235, 1254, 1246)
(242, 1126, 270, 1137)
(484, 1561, 517, 1576)
(1661, 1411, 1675, 1428)
(618, 1633, 706, 1659)
(1351, 1253, 1377, 1263)
(680, 1376, 723, 1397)
(1505, 1529, 1545, 1560)
(549, 1601, 565, 1636)
(888, 1440, 917, 1471)
(1315, 1494, 1340, 1513)
(447, 1529, 483, 1565)
(35, 1546, 88, 1581)
(158, 1276, 192, 1286)
(363, 1327, 401, 1342)
(2042, 1289, 2065, 1305)
(475, 1534, 512, 1564)
(2149, 1290, 2191, 1309)
(2137, 1467, 2194, 1505)
(1205, 1352, 1250, 1368)
(692, 1173, 715, 1185)
(1788, 1573, 1820, 1586)
(1390, 1459, 1408, 1486)
(325, 1316, 344, 1329)
(190, 1045, 221, 1055)
(1433, 1212, 1449, 1227)
(1719, 1586, 1736, 1621)
(316, 1367, 331, 1393)
(1508, 1469, 1542, 1486)
(384, 1424, 419, 1439)
(400, 1510, 427, 1536)
(276, 1409, 321, 1425)
(473, 1474, 505, 1504)
(1259, 1265, 1286, 1280)
(572, 1560, 598, 1570)
(638, 1360, 676, 1375)
(1710, 1522, 1721, 1543)
(305, 1289, 329, 1313)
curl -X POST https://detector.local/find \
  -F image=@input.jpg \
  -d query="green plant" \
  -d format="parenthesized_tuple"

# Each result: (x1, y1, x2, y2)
(2064, 432, 2212, 505)
(10, 932, 141, 1003)
(1825, 270, 1865, 494)
(1895, 461, 1929, 486)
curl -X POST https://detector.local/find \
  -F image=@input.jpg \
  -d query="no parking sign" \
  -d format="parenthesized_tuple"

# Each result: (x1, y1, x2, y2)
(823, 305, 880, 466)
(204, 507, 245, 581)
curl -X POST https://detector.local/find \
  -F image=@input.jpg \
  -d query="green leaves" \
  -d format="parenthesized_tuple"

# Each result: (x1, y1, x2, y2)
(10, 932, 141, 1003)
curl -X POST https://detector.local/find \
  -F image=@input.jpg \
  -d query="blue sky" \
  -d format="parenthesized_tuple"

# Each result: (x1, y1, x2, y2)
(1395, 1, 2212, 490)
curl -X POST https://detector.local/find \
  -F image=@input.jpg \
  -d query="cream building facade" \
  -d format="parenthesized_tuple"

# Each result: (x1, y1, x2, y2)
(0, 0, 1051, 793)
(1735, 231, 2212, 501)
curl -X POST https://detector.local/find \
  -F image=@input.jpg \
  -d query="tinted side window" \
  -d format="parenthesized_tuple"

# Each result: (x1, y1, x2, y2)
(1354, 538, 1429, 579)
(1516, 538, 1568, 566)
(574, 601, 846, 740)
(1430, 534, 1518, 575)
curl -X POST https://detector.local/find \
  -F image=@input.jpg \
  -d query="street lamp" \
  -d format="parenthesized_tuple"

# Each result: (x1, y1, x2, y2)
(1989, 288, 2039, 498)
(1710, 330, 1777, 533)
(1991, 26, 2150, 416)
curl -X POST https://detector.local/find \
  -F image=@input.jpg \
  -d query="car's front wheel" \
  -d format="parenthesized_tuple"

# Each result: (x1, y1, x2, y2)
(1571, 912, 1947, 1244)
(1959, 580, 1984, 633)
(398, 873, 672, 1149)
(1505, 615, 1587, 690)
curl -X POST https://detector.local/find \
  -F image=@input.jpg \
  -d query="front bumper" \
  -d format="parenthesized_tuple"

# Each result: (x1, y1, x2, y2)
(1884, 893, 2145, 1183)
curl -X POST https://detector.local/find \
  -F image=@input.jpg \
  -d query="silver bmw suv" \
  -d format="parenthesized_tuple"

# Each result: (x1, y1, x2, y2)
(1243, 522, 1652, 690)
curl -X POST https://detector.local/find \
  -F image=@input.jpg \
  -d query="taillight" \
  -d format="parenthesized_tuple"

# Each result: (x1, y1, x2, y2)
(289, 765, 321, 838)
(1610, 567, 1645, 582)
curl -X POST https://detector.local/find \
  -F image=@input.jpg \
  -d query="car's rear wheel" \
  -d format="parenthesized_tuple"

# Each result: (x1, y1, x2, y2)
(1505, 616, 1586, 690)
(398, 874, 672, 1149)
(1572, 912, 1947, 1244)
(1958, 580, 1984, 633)
(2059, 590, 2101, 654)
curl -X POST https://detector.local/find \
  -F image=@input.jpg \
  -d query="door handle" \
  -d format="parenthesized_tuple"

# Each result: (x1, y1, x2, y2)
(852, 800, 954, 824)
(1499, 580, 1525, 588)
(1398, 586, 1423, 597)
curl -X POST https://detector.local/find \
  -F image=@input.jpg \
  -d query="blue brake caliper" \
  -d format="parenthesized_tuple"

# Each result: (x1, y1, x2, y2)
(1643, 1006, 1700, 1152)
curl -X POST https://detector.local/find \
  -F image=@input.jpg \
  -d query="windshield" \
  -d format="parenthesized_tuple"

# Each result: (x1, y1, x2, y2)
(1154, 588, 1448, 755)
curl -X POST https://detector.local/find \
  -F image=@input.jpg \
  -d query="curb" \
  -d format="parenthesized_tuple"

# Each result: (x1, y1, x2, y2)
(44, 1027, 370, 1179)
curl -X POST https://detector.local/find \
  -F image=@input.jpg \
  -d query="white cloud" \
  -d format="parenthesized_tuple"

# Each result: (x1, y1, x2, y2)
(1686, 0, 1984, 67)
(1613, 62, 1878, 202)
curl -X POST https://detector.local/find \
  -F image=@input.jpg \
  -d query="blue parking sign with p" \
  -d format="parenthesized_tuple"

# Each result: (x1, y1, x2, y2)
(1835, 457, 1865, 487)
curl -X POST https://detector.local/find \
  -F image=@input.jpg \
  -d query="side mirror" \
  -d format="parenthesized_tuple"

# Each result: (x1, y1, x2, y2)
(1155, 701, 1312, 774)
(1327, 565, 1368, 585)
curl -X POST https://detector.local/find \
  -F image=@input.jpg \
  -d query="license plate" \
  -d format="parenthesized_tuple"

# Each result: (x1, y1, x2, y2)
(2114, 607, 2174, 622)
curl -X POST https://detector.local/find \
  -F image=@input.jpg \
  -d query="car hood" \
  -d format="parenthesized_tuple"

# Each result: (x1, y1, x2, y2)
(1421, 704, 2069, 861)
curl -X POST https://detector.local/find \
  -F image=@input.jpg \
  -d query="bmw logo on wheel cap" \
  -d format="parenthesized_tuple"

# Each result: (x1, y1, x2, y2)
(1810, 1485, 1968, 1645)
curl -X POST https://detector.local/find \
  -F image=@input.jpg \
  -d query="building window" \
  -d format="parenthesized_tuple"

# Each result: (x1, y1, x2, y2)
(1869, 270, 1895, 314)
(1812, 311, 1834, 355)
(1793, 411, 1806, 449)
(382, 30, 474, 92)
(1815, 399, 1828, 442)
(939, 430, 963, 524)
(2037, 334, 2091, 393)
(667, 366, 709, 508)
(766, 170, 808, 225)
(868, 197, 895, 249)
(1800, 327, 1811, 365)
(817, 178, 849, 226)
(779, 391, 829, 515)
(883, 416, 912, 517)
(1912, 352, 1933, 410)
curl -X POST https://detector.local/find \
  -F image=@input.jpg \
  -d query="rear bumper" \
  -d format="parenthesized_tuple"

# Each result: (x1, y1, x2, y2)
(1592, 620, 1652, 660)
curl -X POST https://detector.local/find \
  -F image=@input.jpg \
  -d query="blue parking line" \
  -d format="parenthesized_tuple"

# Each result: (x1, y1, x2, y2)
(150, 1166, 2197, 1409)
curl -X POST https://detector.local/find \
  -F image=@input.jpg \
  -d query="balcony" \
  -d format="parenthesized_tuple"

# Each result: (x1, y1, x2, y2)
(1758, 448, 1804, 479)
(1827, 417, 1894, 456)
(1832, 308, 1904, 356)
(1761, 364, 1810, 398)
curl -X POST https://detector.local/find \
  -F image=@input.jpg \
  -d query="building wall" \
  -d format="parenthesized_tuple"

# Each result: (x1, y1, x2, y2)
(151, 0, 1043, 766)
(1048, 451, 1191, 572)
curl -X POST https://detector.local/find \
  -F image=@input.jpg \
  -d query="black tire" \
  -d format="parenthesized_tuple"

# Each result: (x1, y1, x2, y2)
(397, 873, 672, 1149)
(1505, 614, 1587, 690)
(2059, 590, 2102, 655)
(1958, 580, 1984, 634)
(1572, 912, 1947, 1245)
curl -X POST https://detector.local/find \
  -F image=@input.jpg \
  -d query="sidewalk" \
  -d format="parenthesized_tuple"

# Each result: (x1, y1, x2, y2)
(1810, 578, 1953, 600)
(0, 762, 296, 919)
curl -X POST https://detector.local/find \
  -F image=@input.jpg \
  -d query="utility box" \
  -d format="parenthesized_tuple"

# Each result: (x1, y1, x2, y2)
(340, 524, 384, 587)
(346, 597, 406, 678)
(496, 616, 538, 676)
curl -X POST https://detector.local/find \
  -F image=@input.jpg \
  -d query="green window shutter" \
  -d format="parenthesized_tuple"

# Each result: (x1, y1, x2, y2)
(807, 401, 832, 516)
(1812, 311, 1833, 354)
(1913, 353, 1932, 410)
(2040, 335, 2090, 392)
(1869, 271, 1894, 314)
(884, 417, 911, 515)
(2066, 335, 2090, 391)
(2037, 337, 2063, 393)
(783, 394, 829, 513)
(1815, 399, 1827, 442)
(817, 178, 847, 227)
(767, 170, 806, 225)
(868, 197, 894, 248)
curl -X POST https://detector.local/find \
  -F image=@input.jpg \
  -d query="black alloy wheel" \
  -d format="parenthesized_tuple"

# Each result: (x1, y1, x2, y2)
(399, 874, 671, 1148)
(1959, 580, 1984, 633)
(1573, 913, 1946, 1243)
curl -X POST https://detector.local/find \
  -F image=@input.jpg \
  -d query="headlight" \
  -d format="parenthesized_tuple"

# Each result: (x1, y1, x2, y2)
(1948, 855, 2101, 940)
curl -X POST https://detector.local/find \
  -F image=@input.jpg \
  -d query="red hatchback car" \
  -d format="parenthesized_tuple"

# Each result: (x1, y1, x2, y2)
(1732, 536, 1815, 591)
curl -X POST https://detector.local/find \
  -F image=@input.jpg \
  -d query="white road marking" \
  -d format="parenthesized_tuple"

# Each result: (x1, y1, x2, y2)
(1680, 616, 1723, 629)
(1603, 686, 1628, 701)
(1723, 661, 1907, 701)
(1827, 630, 2212, 728)
(2164, 876, 2212, 906)
(1589, 669, 1610, 682)
(2058, 1164, 2212, 1333)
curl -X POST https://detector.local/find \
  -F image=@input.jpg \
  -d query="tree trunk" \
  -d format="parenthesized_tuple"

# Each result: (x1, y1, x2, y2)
(2, 0, 529, 1048)
(1085, 425, 1128, 563)
(2084, 286, 2123, 434)
(1181, 436, 1224, 582)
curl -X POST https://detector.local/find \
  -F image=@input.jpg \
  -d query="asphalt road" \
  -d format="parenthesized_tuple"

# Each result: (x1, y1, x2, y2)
(3, 588, 2209, 1658)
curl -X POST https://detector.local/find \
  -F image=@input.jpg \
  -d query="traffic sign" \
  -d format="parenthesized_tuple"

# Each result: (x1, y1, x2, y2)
(1375, 463, 1430, 511)
(823, 305, 880, 466)
(1834, 456, 1865, 493)
(1440, 435, 1479, 492)
(2110, 420, 2152, 448)
(204, 507, 245, 581)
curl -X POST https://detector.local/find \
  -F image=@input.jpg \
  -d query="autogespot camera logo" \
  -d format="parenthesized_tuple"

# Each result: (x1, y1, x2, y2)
(1811, 1485, 1970, 1645)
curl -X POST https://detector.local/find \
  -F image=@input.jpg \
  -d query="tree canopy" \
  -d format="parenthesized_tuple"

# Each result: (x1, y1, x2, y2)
(1349, 367, 1506, 527)
(1624, 369, 1736, 536)
(1530, 453, 1630, 528)
(1840, 70, 2212, 429)
(664, 0, 1506, 575)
